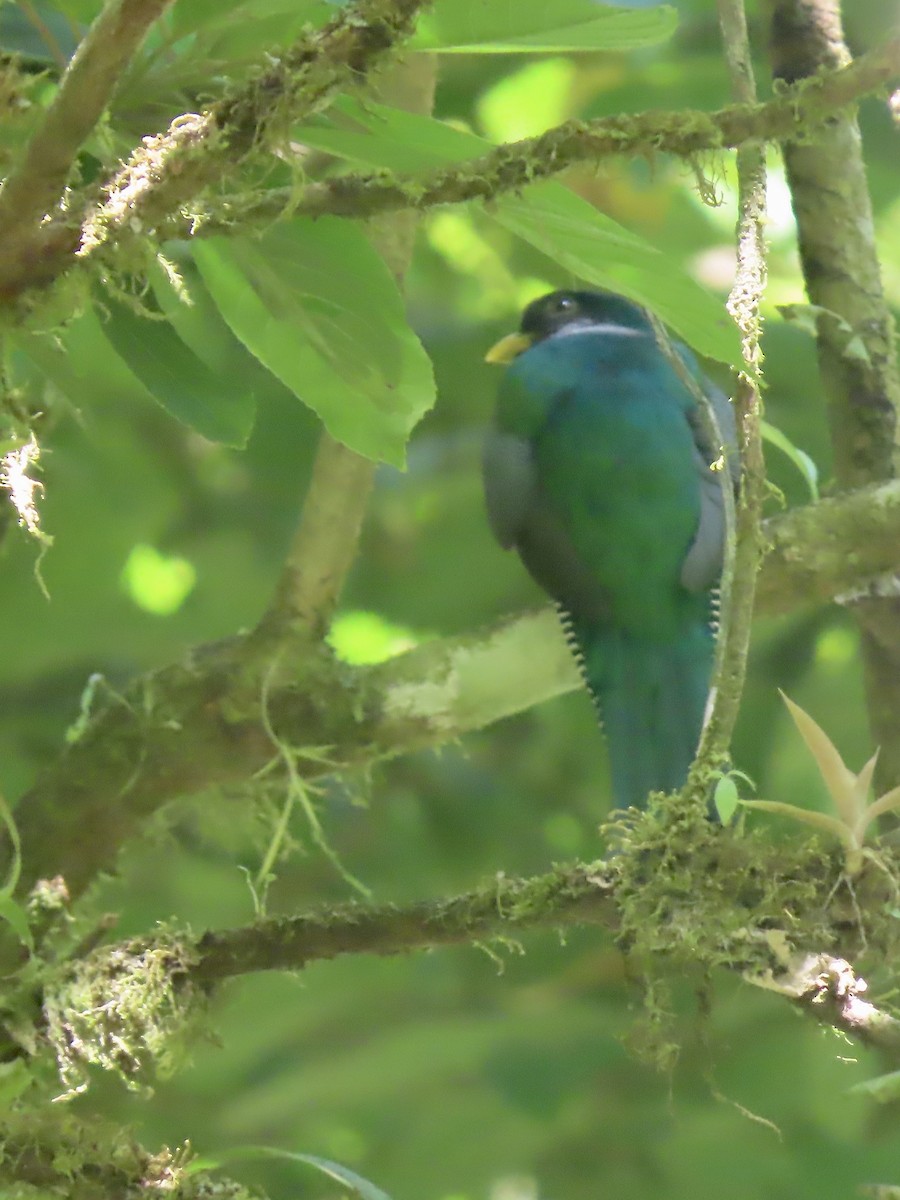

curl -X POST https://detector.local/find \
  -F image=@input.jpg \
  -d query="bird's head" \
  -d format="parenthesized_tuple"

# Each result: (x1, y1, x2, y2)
(485, 289, 652, 365)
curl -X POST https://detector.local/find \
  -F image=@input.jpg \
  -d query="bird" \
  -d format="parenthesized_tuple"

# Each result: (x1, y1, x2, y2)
(483, 288, 737, 808)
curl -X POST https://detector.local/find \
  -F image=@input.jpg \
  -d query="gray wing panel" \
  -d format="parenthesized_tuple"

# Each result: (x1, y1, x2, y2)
(482, 429, 537, 549)
(681, 381, 739, 594)
(484, 429, 611, 620)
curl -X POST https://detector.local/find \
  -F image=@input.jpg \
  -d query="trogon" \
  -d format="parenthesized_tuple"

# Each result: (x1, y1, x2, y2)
(483, 289, 737, 807)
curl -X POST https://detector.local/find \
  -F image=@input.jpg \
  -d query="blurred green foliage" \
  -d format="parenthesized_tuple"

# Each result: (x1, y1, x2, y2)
(1, 0, 898, 1197)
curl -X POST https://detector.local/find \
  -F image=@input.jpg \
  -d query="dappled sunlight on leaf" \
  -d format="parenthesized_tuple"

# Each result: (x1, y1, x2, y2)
(412, 0, 677, 53)
(476, 59, 575, 142)
(121, 544, 196, 616)
(328, 610, 423, 664)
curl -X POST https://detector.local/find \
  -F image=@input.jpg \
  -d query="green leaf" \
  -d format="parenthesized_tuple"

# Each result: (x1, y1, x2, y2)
(17, 302, 254, 448)
(42, 0, 96, 21)
(98, 295, 256, 448)
(171, 0, 331, 43)
(296, 105, 736, 364)
(204, 10, 333, 64)
(296, 96, 483, 174)
(0, 4, 83, 62)
(0, 893, 34, 953)
(0, 1059, 33, 1105)
(779, 691, 860, 828)
(148, 256, 270, 386)
(739, 799, 854, 848)
(412, 0, 677, 53)
(283, 1153, 393, 1200)
(16, 312, 158, 412)
(761, 419, 818, 501)
(149, 257, 246, 365)
(713, 775, 740, 826)
(194, 220, 435, 466)
(486, 183, 741, 365)
(210, 1146, 392, 1200)
(0, 790, 22, 899)
(849, 1070, 900, 1103)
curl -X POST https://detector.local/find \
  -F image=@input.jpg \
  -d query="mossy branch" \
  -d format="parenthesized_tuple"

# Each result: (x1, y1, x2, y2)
(689, 0, 767, 792)
(0, 0, 433, 305)
(67, 833, 900, 1061)
(3, 480, 900, 922)
(81, 0, 432, 247)
(15, 841, 899, 1192)
(2, 28, 898, 310)
(0, 0, 175, 261)
(193, 862, 618, 981)
(153, 33, 900, 235)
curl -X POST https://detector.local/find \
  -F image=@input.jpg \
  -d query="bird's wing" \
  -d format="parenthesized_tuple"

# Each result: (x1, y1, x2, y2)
(680, 382, 738, 594)
(482, 428, 537, 549)
(484, 408, 612, 618)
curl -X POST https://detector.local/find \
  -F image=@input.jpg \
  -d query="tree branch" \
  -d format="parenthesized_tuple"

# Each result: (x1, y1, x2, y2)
(5, 480, 900, 919)
(0, 0, 175, 300)
(15, 756, 899, 1132)
(32, 845, 900, 1139)
(5, 30, 898, 311)
(772, 1, 900, 791)
(251, 58, 436, 650)
(153, 34, 900, 235)
(255, 432, 376, 646)
(0, 0, 433, 306)
(755, 480, 900, 612)
(691, 0, 767, 789)
(150, 851, 900, 1063)
(78, 0, 431, 256)
(193, 862, 618, 982)
(761, 954, 900, 1058)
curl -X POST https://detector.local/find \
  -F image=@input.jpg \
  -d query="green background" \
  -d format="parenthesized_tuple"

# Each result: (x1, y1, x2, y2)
(1, 0, 897, 1196)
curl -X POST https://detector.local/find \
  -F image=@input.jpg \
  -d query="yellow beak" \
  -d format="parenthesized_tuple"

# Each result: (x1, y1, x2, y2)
(484, 331, 534, 365)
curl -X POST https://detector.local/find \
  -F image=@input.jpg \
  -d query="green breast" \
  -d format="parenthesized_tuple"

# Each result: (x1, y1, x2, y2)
(501, 330, 705, 637)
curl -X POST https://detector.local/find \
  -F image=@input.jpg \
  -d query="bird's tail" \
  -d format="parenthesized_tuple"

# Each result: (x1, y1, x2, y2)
(562, 611, 714, 808)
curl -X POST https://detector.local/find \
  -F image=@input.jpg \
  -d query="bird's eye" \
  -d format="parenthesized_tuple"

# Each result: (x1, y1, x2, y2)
(553, 295, 576, 313)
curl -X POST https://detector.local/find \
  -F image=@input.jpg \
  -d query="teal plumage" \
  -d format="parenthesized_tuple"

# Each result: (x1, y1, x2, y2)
(483, 290, 736, 807)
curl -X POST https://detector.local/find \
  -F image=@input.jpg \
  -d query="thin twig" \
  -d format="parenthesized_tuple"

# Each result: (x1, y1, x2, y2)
(690, 0, 768, 789)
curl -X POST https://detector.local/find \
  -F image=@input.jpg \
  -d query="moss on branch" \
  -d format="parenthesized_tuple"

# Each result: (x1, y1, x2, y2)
(0, 0, 176, 298)
(4, 29, 898, 309)
(0, 0, 434, 306)
(154, 34, 900, 234)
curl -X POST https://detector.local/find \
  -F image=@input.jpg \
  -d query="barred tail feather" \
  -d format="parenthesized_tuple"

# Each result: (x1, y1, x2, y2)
(560, 609, 714, 808)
